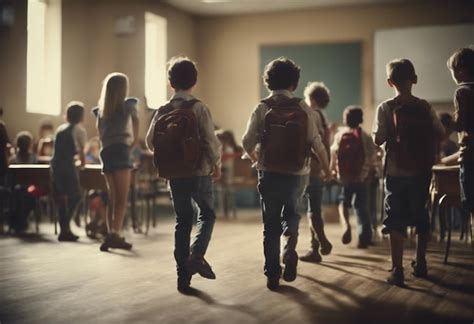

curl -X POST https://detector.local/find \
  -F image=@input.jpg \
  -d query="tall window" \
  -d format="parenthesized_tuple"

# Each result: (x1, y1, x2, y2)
(145, 12, 167, 108)
(27, 0, 61, 115)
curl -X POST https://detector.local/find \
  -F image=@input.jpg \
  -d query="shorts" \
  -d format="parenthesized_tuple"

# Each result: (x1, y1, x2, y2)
(382, 173, 431, 236)
(51, 167, 81, 199)
(100, 143, 133, 174)
(460, 162, 474, 212)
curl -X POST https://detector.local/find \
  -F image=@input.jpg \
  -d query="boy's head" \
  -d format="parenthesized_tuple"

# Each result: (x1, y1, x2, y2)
(447, 46, 474, 84)
(168, 57, 198, 91)
(39, 118, 54, 138)
(16, 131, 33, 153)
(304, 81, 330, 109)
(386, 58, 417, 89)
(343, 105, 363, 128)
(439, 112, 454, 136)
(66, 101, 85, 124)
(263, 57, 300, 92)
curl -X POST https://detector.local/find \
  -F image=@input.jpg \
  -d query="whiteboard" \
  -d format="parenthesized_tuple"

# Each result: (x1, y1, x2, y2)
(374, 24, 474, 103)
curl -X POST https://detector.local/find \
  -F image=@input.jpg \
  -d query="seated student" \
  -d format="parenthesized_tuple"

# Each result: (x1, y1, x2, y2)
(242, 57, 331, 290)
(9, 131, 37, 164)
(51, 102, 87, 242)
(373, 59, 444, 286)
(36, 118, 55, 163)
(446, 46, 474, 236)
(299, 81, 333, 263)
(331, 106, 374, 249)
(146, 57, 221, 293)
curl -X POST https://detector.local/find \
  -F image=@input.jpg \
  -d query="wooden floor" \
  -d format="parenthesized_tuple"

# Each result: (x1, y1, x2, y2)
(1, 210, 473, 324)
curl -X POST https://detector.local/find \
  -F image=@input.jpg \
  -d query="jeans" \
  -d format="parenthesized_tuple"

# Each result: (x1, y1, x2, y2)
(169, 176, 216, 277)
(339, 182, 372, 244)
(258, 171, 306, 278)
(305, 177, 325, 249)
(51, 166, 81, 232)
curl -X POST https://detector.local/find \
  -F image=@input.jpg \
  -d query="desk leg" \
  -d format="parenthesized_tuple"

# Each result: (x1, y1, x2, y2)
(130, 184, 139, 233)
(440, 195, 451, 264)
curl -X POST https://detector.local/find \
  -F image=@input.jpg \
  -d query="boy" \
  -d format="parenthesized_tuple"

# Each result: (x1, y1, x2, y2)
(51, 102, 87, 242)
(372, 59, 444, 286)
(145, 57, 221, 293)
(300, 82, 333, 263)
(331, 106, 374, 249)
(447, 46, 474, 231)
(242, 57, 331, 290)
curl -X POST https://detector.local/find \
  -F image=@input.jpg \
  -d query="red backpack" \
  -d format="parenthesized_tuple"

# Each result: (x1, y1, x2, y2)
(152, 99, 202, 179)
(261, 97, 309, 173)
(389, 99, 435, 171)
(337, 127, 365, 183)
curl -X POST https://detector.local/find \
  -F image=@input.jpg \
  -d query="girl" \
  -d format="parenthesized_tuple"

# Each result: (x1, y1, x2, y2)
(93, 73, 139, 251)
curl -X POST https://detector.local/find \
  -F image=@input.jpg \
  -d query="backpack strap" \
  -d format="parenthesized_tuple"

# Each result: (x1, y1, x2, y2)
(314, 109, 328, 130)
(262, 96, 302, 109)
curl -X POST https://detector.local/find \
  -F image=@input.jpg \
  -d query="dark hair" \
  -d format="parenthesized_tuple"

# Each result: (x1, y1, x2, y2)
(16, 131, 33, 154)
(304, 81, 330, 108)
(66, 101, 85, 124)
(168, 57, 198, 91)
(263, 57, 300, 91)
(343, 105, 363, 128)
(39, 118, 54, 131)
(439, 112, 453, 128)
(447, 46, 474, 77)
(386, 58, 417, 86)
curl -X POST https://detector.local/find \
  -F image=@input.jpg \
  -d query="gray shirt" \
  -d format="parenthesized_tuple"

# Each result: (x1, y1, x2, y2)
(242, 90, 327, 175)
(92, 97, 138, 149)
(145, 91, 221, 177)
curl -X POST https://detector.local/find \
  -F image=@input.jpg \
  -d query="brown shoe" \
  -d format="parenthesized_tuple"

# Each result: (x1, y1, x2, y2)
(188, 254, 216, 280)
(299, 250, 322, 263)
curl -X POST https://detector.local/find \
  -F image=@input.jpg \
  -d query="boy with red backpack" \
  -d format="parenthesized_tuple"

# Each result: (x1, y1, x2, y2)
(373, 59, 444, 286)
(331, 106, 374, 249)
(242, 57, 331, 290)
(145, 57, 221, 293)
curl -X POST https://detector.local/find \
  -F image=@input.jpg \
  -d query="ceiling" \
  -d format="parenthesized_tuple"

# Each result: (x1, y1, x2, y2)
(162, 0, 415, 16)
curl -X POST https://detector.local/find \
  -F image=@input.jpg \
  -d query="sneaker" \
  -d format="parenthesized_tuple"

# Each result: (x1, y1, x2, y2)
(320, 240, 333, 256)
(100, 233, 133, 251)
(188, 254, 216, 280)
(386, 267, 405, 287)
(282, 250, 298, 282)
(411, 260, 428, 278)
(266, 276, 280, 290)
(58, 231, 79, 242)
(342, 226, 352, 245)
(177, 274, 192, 293)
(299, 250, 322, 263)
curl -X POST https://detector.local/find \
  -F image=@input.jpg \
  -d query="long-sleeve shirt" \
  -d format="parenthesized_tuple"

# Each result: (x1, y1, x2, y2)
(145, 91, 221, 177)
(372, 96, 444, 177)
(451, 82, 474, 163)
(242, 89, 328, 176)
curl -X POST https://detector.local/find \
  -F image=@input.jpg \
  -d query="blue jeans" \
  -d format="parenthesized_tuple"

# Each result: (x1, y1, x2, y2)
(258, 171, 306, 278)
(460, 162, 474, 213)
(305, 177, 327, 249)
(169, 176, 216, 277)
(339, 182, 372, 244)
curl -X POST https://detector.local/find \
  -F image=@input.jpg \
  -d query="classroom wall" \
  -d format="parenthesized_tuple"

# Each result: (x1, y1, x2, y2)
(0, 0, 197, 142)
(195, 1, 474, 139)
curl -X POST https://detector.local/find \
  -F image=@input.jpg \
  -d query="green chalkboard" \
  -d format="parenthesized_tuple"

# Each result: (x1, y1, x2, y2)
(260, 42, 361, 123)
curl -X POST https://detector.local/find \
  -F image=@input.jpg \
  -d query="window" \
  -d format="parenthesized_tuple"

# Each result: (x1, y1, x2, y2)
(27, 0, 61, 115)
(145, 12, 167, 108)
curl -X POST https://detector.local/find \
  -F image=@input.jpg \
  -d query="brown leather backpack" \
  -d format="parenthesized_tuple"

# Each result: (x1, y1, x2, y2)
(261, 97, 309, 173)
(152, 99, 202, 179)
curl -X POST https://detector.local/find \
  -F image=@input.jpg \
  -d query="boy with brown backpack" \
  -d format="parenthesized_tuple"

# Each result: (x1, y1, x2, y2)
(372, 59, 444, 286)
(145, 57, 221, 293)
(331, 106, 375, 249)
(242, 57, 331, 290)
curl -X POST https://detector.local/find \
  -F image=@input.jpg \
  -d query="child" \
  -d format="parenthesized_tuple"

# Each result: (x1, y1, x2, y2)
(93, 72, 139, 251)
(51, 102, 87, 242)
(446, 46, 474, 234)
(242, 57, 331, 290)
(145, 57, 221, 293)
(299, 82, 333, 263)
(36, 118, 54, 163)
(331, 106, 374, 249)
(372, 59, 444, 286)
(9, 131, 37, 164)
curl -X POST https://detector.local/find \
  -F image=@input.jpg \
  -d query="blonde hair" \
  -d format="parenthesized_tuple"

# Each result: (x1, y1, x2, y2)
(98, 72, 129, 118)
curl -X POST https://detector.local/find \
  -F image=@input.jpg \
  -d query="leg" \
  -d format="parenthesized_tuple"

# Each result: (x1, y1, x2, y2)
(104, 173, 116, 233)
(339, 185, 353, 244)
(354, 183, 372, 247)
(111, 169, 131, 233)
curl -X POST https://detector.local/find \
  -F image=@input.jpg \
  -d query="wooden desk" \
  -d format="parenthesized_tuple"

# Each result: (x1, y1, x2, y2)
(8, 164, 51, 191)
(80, 165, 107, 191)
(431, 164, 461, 264)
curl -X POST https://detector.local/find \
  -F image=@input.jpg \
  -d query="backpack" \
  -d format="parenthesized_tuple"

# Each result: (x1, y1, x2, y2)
(389, 99, 435, 171)
(152, 99, 202, 179)
(337, 127, 365, 183)
(261, 96, 309, 173)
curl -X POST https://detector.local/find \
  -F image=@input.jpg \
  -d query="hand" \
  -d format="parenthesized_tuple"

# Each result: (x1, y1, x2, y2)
(143, 95, 149, 109)
(211, 165, 222, 182)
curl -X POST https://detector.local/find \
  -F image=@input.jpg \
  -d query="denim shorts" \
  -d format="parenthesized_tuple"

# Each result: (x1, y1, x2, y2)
(460, 162, 474, 212)
(100, 143, 133, 174)
(382, 173, 431, 236)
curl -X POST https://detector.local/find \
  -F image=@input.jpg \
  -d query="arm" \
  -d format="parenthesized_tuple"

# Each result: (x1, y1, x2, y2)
(451, 88, 468, 132)
(372, 104, 387, 146)
(242, 107, 261, 162)
(131, 114, 139, 147)
(145, 112, 157, 153)
(306, 106, 331, 177)
(199, 105, 222, 179)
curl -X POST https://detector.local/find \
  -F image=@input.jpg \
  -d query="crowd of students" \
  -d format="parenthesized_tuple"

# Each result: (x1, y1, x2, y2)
(0, 45, 472, 293)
